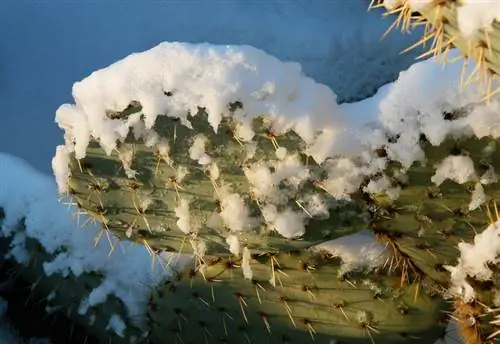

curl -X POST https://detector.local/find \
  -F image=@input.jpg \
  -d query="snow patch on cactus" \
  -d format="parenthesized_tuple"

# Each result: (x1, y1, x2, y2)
(218, 186, 257, 232)
(106, 314, 127, 338)
(431, 155, 477, 186)
(56, 43, 500, 209)
(445, 220, 500, 302)
(310, 230, 387, 276)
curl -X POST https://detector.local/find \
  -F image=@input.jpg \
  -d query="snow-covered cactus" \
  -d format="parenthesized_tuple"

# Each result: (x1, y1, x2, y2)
(51, 41, 500, 343)
(370, 0, 500, 101)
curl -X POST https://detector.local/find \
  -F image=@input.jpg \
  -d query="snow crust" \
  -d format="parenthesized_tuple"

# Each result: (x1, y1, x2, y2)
(55, 42, 348, 164)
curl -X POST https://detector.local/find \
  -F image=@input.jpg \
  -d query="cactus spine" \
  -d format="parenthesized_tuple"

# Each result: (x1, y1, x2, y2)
(370, 0, 500, 101)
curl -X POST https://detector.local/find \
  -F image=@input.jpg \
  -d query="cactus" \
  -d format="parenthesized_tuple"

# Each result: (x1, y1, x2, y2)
(369, 0, 500, 100)
(52, 41, 500, 343)
(60, 100, 457, 343)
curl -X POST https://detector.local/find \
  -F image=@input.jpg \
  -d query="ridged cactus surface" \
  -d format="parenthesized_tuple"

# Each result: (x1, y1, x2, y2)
(148, 250, 448, 344)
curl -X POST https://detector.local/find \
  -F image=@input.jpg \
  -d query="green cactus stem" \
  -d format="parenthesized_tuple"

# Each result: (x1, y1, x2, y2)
(148, 249, 449, 344)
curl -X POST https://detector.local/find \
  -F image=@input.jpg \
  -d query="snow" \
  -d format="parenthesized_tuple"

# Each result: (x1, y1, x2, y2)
(310, 230, 388, 276)
(456, 1, 500, 38)
(431, 155, 477, 186)
(0, 0, 425, 174)
(10, 40, 500, 341)
(106, 314, 127, 338)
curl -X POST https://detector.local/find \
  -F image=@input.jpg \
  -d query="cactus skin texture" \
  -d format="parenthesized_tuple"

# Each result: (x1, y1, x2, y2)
(67, 104, 368, 255)
(148, 250, 448, 344)
(0, 211, 143, 344)
(371, 0, 500, 99)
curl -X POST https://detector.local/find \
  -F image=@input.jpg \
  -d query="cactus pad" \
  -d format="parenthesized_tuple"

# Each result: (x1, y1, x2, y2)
(148, 250, 448, 344)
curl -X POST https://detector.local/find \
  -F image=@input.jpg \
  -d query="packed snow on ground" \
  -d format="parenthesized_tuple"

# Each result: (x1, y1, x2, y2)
(0, 0, 425, 174)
